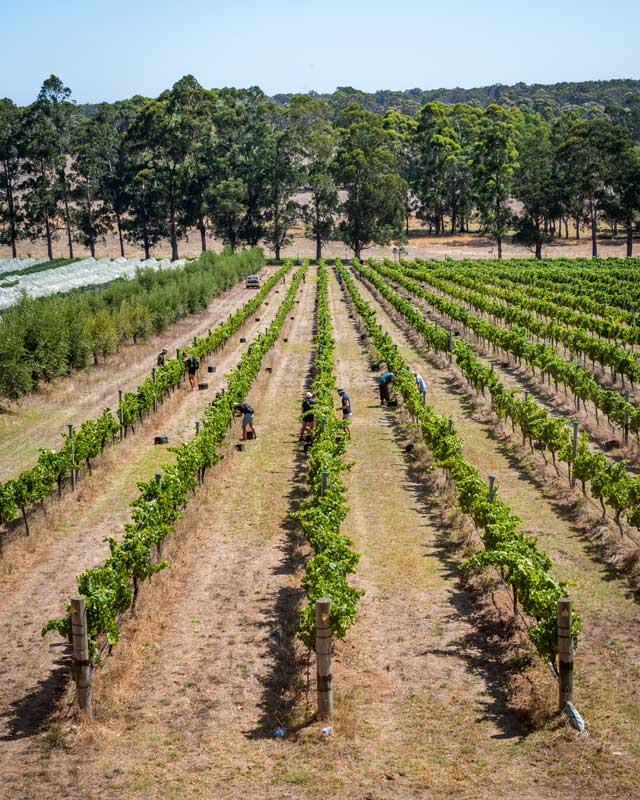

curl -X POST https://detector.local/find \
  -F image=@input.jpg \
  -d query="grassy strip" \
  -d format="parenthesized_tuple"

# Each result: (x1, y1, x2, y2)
(42, 264, 305, 658)
(296, 261, 362, 648)
(342, 261, 580, 666)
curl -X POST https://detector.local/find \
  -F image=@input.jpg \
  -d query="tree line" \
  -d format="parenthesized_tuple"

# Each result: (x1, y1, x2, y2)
(1, 74, 640, 262)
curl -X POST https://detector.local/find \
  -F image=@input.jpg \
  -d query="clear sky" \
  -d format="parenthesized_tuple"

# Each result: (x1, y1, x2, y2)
(3, 0, 639, 105)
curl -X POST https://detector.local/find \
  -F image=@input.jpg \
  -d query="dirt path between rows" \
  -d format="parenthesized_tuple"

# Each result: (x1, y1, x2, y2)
(0, 278, 290, 777)
(0, 267, 277, 481)
(351, 272, 639, 796)
(0, 270, 317, 800)
(322, 273, 539, 799)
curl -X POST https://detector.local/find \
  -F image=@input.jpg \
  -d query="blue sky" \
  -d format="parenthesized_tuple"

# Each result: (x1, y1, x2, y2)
(3, 0, 639, 104)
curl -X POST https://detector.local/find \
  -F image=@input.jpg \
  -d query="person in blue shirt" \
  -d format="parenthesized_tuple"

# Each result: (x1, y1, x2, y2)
(414, 370, 427, 404)
(337, 388, 351, 439)
(378, 371, 395, 405)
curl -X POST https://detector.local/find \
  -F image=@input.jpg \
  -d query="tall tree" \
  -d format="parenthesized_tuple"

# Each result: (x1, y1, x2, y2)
(0, 99, 22, 257)
(383, 108, 418, 235)
(414, 101, 458, 235)
(38, 76, 76, 258)
(334, 104, 407, 259)
(288, 96, 338, 260)
(513, 114, 555, 258)
(90, 100, 142, 257)
(71, 118, 114, 257)
(609, 142, 640, 257)
(556, 114, 627, 257)
(471, 104, 521, 258)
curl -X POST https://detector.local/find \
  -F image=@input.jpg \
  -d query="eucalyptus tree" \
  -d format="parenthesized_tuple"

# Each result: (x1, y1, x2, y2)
(0, 98, 22, 257)
(556, 113, 628, 257)
(471, 104, 522, 258)
(513, 114, 555, 258)
(334, 104, 407, 259)
(288, 95, 339, 260)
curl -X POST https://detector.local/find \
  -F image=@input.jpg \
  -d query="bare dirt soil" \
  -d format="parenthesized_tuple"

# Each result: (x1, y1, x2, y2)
(2, 220, 635, 263)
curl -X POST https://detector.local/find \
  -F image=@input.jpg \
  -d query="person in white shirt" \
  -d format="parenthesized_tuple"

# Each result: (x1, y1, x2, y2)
(414, 370, 427, 405)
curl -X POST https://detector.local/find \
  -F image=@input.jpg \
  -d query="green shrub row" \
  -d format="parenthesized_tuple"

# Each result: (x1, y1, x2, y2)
(0, 248, 264, 398)
(296, 261, 362, 648)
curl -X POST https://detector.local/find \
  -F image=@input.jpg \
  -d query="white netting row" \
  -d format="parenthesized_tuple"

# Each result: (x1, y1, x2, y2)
(0, 257, 187, 311)
(0, 258, 49, 277)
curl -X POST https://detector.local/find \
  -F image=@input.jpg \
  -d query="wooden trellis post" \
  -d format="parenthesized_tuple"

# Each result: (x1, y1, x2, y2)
(315, 598, 333, 720)
(70, 596, 92, 714)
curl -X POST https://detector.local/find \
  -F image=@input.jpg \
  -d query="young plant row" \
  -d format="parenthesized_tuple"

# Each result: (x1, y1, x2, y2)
(413, 259, 640, 324)
(400, 260, 640, 382)
(2, 247, 265, 399)
(296, 261, 362, 648)
(342, 264, 580, 664)
(358, 261, 640, 534)
(0, 266, 289, 532)
(43, 265, 306, 659)
(364, 260, 640, 442)
(405, 260, 640, 347)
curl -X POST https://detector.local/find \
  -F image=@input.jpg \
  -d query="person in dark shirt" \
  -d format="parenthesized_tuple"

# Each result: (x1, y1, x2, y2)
(182, 351, 199, 390)
(378, 372, 395, 405)
(157, 347, 168, 367)
(233, 402, 256, 440)
(337, 388, 351, 439)
(300, 392, 316, 440)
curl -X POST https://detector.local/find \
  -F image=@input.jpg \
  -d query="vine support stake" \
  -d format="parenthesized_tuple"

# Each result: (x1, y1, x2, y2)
(154, 472, 162, 485)
(118, 389, 124, 441)
(524, 390, 530, 403)
(195, 420, 200, 436)
(315, 598, 333, 720)
(571, 420, 579, 487)
(67, 424, 76, 491)
(321, 471, 329, 496)
(623, 390, 630, 446)
(70, 596, 92, 715)
(488, 474, 496, 504)
(557, 597, 573, 711)
(448, 417, 454, 435)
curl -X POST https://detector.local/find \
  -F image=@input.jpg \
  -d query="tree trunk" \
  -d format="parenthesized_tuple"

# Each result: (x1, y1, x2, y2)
(143, 223, 150, 260)
(44, 211, 53, 260)
(535, 238, 543, 259)
(3, 161, 18, 257)
(354, 245, 362, 260)
(564, 218, 569, 239)
(575, 216, 580, 240)
(275, 243, 281, 261)
(86, 184, 95, 258)
(627, 217, 634, 258)
(496, 236, 503, 259)
(60, 170, 74, 259)
(198, 218, 207, 253)
(170, 207, 178, 261)
(590, 201, 598, 258)
(316, 233, 322, 261)
(116, 212, 125, 257)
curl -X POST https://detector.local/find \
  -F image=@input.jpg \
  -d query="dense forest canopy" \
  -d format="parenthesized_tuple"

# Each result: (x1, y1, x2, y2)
(1, 75, 639, 264)
(272, 79, 640, 119)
